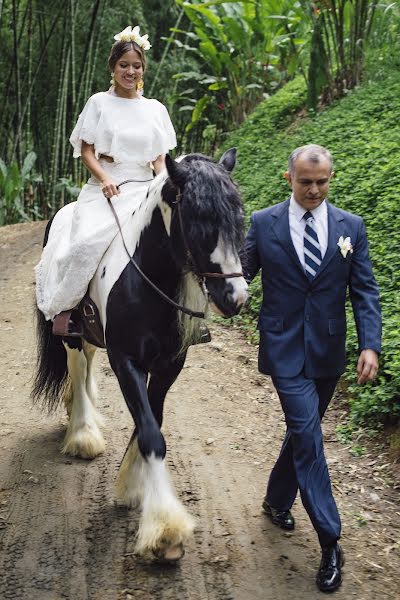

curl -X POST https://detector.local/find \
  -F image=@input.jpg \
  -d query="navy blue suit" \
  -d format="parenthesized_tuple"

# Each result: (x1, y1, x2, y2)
(243, 199, 381, 546)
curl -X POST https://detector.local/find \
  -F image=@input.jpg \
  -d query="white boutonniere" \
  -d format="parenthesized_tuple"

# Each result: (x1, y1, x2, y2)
(337, 236, 353, 258)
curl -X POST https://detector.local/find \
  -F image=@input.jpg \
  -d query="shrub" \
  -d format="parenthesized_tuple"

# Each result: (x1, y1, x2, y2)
(223, 70, 400, 426)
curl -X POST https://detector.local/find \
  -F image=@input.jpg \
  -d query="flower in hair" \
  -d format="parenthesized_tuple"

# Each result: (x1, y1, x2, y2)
(139, 34, 151, 51)
(113, 25, 152, 50)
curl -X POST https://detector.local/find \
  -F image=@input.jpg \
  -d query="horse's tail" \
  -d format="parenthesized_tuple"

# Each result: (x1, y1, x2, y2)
(31, 306, 69, 411)
(31, 214, 69, 410)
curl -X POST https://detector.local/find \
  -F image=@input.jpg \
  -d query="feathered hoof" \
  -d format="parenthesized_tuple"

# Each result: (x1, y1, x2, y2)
(135, 510, 195, 559)
(62, 425, 105, 459)
(152, 542, 185, 563)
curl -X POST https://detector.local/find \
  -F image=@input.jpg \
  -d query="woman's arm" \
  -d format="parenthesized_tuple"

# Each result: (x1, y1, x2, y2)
(81, 142, 120, 198)
(152, 154, 166, 176)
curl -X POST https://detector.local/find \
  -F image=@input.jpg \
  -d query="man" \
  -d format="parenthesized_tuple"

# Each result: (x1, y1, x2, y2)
(242, 144, 381, 593)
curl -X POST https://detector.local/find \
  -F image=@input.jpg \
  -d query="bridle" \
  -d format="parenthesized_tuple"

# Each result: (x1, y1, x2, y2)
(107, 178, 243, 319)
(171, 186, 243, 280)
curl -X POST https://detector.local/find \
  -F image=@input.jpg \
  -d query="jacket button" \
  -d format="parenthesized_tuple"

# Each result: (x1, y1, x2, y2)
(305, 315, 310, 322)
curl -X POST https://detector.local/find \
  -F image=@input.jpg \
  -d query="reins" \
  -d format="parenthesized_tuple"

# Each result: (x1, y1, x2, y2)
(107, 177, 243, 319)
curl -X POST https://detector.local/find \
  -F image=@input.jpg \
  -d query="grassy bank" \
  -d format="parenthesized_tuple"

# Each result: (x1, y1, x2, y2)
(223, 68, 400, 427)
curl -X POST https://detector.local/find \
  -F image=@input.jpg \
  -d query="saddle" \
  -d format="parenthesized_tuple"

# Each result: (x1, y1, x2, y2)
(52, 295, 105, 348)
(52, 297, 211, 347)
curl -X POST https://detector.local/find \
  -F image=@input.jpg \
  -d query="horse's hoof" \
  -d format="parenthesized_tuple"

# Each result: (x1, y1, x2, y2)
(62, 426, 105, 459)
(152, 543, 185, 563)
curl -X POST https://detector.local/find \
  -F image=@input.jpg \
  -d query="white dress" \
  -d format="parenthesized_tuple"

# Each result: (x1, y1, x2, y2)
(35, 91, 176, 321)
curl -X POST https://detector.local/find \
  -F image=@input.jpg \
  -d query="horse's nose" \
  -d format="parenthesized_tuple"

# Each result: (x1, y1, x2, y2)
(232, 281, 248, 308)
(237, 286, 248, 307)
(224, 288, 247, 314)
(224, 291, 235, 306)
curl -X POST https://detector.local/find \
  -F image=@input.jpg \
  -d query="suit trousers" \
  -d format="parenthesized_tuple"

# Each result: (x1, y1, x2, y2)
(266, 372, 341, 547)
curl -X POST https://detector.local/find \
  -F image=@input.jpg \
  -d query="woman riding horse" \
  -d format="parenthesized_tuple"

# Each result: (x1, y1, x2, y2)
(33, 22, 247, 560)
(35, 25, 176, 331)
(33, 26, 248, 562)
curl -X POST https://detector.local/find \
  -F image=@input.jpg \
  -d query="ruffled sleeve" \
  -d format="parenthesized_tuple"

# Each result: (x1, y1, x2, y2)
(149, 102, 177, 161)
(69, 95, 101, 158)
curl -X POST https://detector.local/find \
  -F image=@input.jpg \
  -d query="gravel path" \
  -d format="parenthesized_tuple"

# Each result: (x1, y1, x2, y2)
(0, 221, 398, 600)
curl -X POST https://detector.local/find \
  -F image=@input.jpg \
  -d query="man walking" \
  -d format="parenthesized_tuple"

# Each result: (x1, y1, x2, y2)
(242, 144, 381, 592)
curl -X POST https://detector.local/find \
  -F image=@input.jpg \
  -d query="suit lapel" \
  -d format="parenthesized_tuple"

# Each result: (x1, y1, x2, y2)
(314, 202, 344, 280)
(271, 199, 306, 277)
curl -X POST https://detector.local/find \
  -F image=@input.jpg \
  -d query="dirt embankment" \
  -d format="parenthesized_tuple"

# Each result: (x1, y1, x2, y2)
(0, 222, 399, 600)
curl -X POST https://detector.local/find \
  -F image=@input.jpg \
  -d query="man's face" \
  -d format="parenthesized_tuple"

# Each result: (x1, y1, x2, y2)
(285, 155, 333, 211)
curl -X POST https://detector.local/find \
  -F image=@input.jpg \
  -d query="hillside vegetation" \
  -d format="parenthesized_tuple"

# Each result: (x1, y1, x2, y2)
(223, 66, 400, 428)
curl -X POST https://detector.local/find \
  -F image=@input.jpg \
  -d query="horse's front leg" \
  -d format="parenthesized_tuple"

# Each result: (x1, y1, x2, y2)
(109, 348, 194, 560)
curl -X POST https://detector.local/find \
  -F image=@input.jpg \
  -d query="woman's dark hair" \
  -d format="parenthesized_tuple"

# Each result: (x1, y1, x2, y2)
(108, 40, 146, 73)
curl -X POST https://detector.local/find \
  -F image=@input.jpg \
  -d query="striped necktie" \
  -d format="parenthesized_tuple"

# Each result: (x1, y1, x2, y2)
(303, 211, 322, 279)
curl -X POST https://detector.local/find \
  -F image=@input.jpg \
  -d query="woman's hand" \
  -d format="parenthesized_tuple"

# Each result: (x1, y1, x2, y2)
(101, 177, 120, 199)
(81, 142, 120, 198)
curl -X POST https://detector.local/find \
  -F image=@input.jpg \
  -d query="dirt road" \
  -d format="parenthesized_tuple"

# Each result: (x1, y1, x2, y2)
(0, 222, 398, 600)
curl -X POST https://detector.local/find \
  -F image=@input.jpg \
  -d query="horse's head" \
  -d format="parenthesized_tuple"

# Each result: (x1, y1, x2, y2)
(163, 148, 248, 318)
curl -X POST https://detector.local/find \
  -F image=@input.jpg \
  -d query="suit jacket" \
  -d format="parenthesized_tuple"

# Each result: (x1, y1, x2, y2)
(242, 199, 381, 378)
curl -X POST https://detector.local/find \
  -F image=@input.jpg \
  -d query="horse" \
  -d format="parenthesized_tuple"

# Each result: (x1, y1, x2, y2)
(32, 148, 248, 561)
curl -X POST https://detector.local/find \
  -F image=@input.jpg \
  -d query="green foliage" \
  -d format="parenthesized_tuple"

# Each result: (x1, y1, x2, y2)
(0, 152, 42, 225)
(1, 0, 397, 221)
(223, 66, 400, 426)
(306, 14, 329, 111)
(171, 0, 311, 153)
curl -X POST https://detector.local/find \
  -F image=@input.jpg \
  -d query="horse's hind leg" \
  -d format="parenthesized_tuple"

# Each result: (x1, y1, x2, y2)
(83, 340, 103, 425)
(62, 341, 105, 459)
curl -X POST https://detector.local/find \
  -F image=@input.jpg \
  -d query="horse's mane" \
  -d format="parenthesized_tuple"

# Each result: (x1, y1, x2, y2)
(118, 153, 244, 352)
(179, 154, 244, 251)
(133, 153, 244, 254)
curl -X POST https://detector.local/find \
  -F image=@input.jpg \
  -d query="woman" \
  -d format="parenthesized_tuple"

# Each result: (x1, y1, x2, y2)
(35, 26, 176, 334)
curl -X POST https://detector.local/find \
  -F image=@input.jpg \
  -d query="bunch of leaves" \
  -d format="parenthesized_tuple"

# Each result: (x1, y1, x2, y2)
(221, 63, 400, 426)
(0, 151, 42, 225)
(168, 0, 311, 153)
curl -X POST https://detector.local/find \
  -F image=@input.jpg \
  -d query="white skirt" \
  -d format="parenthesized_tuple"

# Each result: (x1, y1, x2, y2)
(35, 159, 154, 321)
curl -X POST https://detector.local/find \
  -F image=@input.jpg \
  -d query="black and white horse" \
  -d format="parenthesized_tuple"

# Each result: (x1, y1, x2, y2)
(32, 148, 248, 561)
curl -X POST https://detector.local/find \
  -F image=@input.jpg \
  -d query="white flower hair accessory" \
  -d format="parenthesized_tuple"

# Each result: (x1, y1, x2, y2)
(337, 236, 353, 258)
(113, 25, 152, 50)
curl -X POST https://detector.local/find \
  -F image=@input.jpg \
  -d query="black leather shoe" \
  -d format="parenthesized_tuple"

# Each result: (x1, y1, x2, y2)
(262, 499, 295, 531)
(316, 542, 344, 593)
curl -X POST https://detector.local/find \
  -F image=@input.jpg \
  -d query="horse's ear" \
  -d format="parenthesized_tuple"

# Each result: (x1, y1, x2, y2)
(165, 154, 187, 187)
(219, 147, 236, 172)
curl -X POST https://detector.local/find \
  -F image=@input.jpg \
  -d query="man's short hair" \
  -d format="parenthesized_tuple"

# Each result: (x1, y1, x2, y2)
(288, 144, 333, 174)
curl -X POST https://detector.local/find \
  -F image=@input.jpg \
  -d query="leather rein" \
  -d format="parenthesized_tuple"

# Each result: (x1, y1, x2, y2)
(106, 178, 243, 319)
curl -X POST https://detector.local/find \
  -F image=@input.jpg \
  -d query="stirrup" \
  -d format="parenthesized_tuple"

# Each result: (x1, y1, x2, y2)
(52, 310, 84, 337)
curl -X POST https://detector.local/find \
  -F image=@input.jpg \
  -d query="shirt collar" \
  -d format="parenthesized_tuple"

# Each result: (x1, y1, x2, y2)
(289, 194, 327, 222)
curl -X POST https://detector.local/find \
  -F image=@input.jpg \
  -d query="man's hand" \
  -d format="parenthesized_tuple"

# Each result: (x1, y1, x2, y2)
(357, 349, 379, 384)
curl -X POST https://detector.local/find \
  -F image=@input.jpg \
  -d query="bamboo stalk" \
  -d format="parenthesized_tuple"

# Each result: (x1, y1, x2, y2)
(26, 0, 33, 152)
(9, 2, 65, 162)
(366, 0, 379, 38)
(59, 46, 71, 209)
(48, 11, 70, 212)
(75, 0, 101, 114)
(148, 8, 184, 98)
(70, 0, 78, 184)
(71, 0, 102, 187)
(12, 0, 21, 164)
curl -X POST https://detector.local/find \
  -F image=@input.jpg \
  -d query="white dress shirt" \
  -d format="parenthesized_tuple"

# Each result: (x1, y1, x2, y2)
(288, 195, 328, 269)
